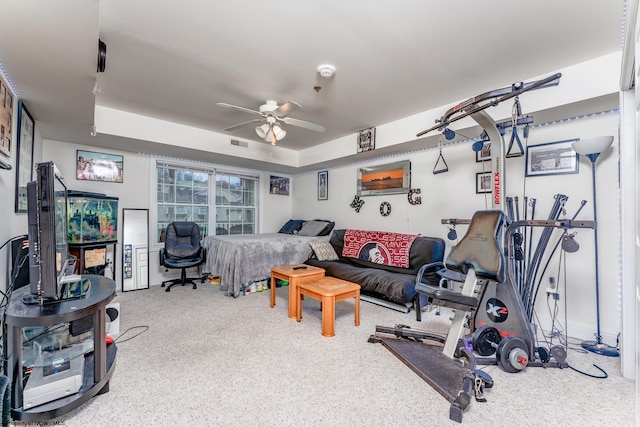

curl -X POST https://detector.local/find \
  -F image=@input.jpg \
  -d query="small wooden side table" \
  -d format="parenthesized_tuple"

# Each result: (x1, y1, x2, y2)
(270, 264, 325, 319)
(296, 277, 360, 337)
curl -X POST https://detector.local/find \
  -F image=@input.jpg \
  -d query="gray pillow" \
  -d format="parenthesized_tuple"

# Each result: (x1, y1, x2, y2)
(297, 220, 329, 236)
(309, 240, 339, 261)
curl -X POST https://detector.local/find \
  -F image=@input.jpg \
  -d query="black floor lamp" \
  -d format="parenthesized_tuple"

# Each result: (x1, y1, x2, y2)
(571, 136, 619, 357)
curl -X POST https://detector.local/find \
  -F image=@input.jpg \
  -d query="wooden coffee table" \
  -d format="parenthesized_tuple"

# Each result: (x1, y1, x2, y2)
(270, 264, 325, 319)
(296, 277, 360, 337)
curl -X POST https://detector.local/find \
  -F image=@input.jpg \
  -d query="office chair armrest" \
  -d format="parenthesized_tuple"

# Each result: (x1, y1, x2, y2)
(416, 261, 445, 285)
(159, 248, 166, 266)
(200, 247, 207, 263)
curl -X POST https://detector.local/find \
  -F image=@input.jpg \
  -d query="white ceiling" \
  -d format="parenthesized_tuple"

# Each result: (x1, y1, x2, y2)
(0, 0, 625, 173)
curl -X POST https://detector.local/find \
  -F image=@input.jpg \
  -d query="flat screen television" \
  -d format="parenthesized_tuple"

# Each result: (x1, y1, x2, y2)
(25, 161, 75, 304)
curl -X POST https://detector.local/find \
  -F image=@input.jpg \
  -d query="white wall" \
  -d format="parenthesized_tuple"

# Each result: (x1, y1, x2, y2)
(42, 140, 151, 287)
(292, 111, 621, 345)
(41, 140, 293, 289)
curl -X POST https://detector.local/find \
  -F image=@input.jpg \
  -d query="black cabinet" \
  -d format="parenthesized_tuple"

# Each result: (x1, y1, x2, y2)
(68, 242, 117, 279)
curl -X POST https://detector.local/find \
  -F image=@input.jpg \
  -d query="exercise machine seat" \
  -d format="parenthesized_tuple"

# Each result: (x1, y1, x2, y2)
(416, 210, 505, 311)
(446, 210, 505, 283)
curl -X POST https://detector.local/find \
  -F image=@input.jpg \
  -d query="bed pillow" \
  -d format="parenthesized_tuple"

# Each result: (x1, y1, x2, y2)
(309, 240, 339, 261)
(278, 219, 305, 234)
(298, 220, 330, 236)
(314, 219, 336, 236)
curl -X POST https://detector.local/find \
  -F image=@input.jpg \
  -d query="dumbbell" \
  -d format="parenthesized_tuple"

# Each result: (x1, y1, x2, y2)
(471, 326, 529, 373)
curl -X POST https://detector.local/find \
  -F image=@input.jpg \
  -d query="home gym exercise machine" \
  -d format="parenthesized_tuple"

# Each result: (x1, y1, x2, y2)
(369, 74, 582, 423)
(371, 211, 596, 421)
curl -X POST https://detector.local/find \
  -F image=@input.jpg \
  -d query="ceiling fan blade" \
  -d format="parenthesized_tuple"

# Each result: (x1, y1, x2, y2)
(282, 117, 325, 132)
(224, 118, 264, 131)
(273, 101, 302, 117)
(217, 102, 263, 116)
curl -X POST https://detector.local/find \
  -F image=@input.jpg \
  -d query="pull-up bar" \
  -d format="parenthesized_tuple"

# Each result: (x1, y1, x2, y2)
(417, 72, 562, 211)
(416, 73, 562, 137)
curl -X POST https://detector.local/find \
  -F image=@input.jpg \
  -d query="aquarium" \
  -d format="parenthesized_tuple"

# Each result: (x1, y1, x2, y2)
(67, 191, 119, 243)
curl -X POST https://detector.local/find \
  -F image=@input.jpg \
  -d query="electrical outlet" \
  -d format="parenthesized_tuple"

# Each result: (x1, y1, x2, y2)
(546, 276, 558, 295)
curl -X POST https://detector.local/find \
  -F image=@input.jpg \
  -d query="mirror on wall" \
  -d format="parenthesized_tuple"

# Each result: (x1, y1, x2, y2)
(122, 209, 149, 291)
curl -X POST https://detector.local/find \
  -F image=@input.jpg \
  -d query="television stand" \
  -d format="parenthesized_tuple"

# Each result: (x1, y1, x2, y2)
(20, 294, 41, 306)
(20, 277, 91, 306)
(5, 275, 117, 421)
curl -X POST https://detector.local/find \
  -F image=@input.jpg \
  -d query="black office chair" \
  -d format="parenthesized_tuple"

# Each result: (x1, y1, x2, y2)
(160, 221, 206, 292)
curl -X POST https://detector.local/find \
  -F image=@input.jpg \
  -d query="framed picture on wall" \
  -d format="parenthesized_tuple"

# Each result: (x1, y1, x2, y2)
(76, 150, 124, 183)
(525, 139, 579, 177)
(269, 175, 289, 196)
(476, 141, 491, 162)
(357, 127, 376, 153)
(476, 171, 492, 194)
(318, 170, 328, 200)
(0, 78, 14, 158)
(357, 160, 411, 196)
(15, 101, 35, 212)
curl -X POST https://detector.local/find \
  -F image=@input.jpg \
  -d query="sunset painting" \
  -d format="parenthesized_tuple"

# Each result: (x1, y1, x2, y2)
(357, 160, 410, 196)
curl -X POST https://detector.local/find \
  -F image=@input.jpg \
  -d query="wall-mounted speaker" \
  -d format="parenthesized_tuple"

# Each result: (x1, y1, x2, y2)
(97, 39, 107, 73)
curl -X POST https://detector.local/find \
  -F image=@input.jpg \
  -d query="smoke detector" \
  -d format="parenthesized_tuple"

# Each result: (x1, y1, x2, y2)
(317, 64, 336, 78)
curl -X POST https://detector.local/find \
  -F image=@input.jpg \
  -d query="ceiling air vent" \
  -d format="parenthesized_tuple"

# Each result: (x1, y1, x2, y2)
(230, 139, 248, 147)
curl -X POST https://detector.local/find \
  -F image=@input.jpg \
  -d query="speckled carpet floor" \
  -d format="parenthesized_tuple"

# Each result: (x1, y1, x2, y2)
(51, 283, 635, 426)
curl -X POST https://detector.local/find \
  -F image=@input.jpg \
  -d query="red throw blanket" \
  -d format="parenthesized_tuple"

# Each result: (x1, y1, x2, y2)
(342, 230, 419, 268)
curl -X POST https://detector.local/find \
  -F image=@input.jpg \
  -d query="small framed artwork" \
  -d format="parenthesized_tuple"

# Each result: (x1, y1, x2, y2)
(357, 127, 376, 153)
(0, 77, 14, 158)
(15, 101, 35, 212)
(77, 150, 124, 183)
(476, 172, 492, 194)
(269, 175, 290, 196)
(318, 170, 328, 200)
(476, 141, 491, 162)
(525, 139, 579, 177)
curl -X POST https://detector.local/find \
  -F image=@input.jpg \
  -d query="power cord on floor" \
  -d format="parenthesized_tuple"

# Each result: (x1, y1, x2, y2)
(114, 326, 149, 344)
(568, 363, 608, 379)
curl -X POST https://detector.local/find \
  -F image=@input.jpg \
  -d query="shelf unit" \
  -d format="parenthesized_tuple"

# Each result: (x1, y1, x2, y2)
(68, 242, 117, 279)
(5, 275, 117, 421)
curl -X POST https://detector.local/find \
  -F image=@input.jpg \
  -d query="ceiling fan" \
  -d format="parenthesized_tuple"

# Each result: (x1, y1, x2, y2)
(217, 100, 325, 145)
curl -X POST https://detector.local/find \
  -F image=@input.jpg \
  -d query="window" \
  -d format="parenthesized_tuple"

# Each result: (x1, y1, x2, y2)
(215, 172, 257, 235)
(156, 162, 212, 242)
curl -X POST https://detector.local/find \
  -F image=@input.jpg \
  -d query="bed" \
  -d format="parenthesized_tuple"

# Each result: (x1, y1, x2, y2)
(202, 220, 334, 297)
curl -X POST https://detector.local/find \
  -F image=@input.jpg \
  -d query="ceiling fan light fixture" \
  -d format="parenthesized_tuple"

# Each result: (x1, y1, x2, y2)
(256, 123, 270, 138)
(273, 124, 286, 140)
(265, 127, 277, 145)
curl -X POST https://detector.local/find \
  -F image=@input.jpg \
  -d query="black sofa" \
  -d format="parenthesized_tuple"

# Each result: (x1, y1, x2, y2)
(305, 229, 445, 320)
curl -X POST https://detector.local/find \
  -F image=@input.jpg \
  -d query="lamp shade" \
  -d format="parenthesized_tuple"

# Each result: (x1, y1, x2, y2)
(272, 124, 286, 141)
(572, 136, 613, 156)
(256, 123, 270, 138)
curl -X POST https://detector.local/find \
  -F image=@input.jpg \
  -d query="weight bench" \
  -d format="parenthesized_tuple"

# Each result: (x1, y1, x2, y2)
(369, 210, 506, 423)
(417, 210, 505, 357)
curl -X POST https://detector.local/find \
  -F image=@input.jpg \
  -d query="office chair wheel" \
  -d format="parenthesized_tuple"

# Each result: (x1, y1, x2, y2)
(193, 284, 197, 289)
(165, 287, 171, 292)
